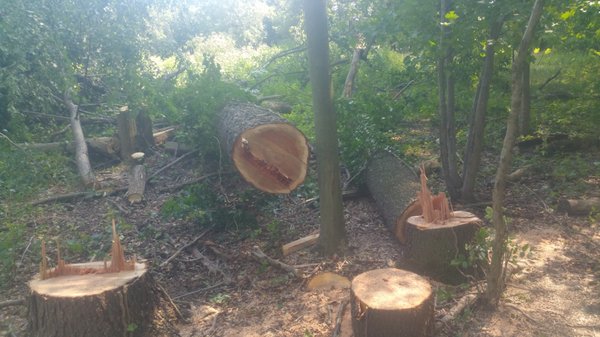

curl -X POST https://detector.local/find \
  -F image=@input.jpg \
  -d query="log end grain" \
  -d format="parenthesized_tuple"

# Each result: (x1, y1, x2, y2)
(351, 268, 434, 337)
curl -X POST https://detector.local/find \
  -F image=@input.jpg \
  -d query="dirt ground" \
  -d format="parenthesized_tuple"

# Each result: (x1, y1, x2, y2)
(1, 148, 599, 337)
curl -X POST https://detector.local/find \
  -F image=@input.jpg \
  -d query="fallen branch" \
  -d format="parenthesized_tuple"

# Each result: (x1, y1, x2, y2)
(157, 172, 224, 193)
(29, 187, 127, 206)
(332, 299, 349, 337)
(172, 282, 226, 301)
(159, 228, 212, 268)
(436, 293, 478, 328)
(0, 131, 24, 150)
(147, 149, 200, 181)
(250, 246, 301, 278)
(0, 298, 26, 308)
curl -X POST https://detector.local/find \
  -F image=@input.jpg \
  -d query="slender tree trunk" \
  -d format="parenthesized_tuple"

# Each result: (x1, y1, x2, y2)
(438, 0, 461, 200)
(342, 47, 364, 99)
(519, 61, 532, 136)
(65, 94, 95, 186)
(303, 0, 346, 255)
(461, 19, 504, 201)
(486, 0, 544, 307)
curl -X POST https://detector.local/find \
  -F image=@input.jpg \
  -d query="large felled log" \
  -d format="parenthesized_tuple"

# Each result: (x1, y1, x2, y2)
(351, 268, 434, 337)
(65, 94, 95, 186)
(365, 151, 420, 242)
(557, 197, 600, 216)
(218, 103, 309, 194)
(405, 211, 481, 284)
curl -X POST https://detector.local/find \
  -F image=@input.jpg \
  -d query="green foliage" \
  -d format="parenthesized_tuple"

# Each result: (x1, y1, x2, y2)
(168, 57, 253, 151)
(0, 219, 26, 288)
(161, 182, 274, 230)
(0, 148, 76, 202)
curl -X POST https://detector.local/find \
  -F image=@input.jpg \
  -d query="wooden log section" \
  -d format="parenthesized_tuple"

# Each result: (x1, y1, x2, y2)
(365, 151, 420, 243)
(219, 103, 309, 194)
(351, 268, 434, 337)
(405, 211, 482, 284)
(28, 221, 178, 336)
(127, 152, 146, 204)
(28, 262, 178, 337)
(557, 197, 600, 216)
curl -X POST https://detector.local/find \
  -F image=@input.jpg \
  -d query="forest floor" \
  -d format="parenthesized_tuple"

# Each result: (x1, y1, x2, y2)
(0, 147, 599, 337)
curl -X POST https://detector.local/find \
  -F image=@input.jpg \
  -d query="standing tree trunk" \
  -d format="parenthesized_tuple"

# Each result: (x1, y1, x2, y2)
(486, 0, 545, 306)
(461, 18, 505, 201)
(304, 0, 346, 255)
(65, 94, 95, 186)
(519, 60, 532, 136)
(342, 46, 364, 99)
(117, 109, 137, 163)
(438, 0, 461, 200)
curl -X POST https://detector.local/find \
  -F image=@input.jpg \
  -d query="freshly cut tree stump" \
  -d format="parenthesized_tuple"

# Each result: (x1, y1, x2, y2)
(28, 262, 178, 337)
(365, 151, 420, 243)
(218, 102, 309, 194)
(351, 268, 434, 337)
(557, 197, 600, 216)
(405, 211, 482, 284)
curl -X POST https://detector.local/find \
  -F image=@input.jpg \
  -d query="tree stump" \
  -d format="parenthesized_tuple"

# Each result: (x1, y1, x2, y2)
(405, 211, 482, 284)
(218, 102, 309, 194)
(365, 151, 420, 243)
(127, 152, 146, 204)
(27, 262, 178, 337)
(351, 268, 434, 337)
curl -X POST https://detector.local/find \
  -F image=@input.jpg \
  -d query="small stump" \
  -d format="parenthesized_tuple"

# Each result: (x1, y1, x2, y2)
(405, 211, 481, 284)
(27, 262, 177, 337)
(351, 268, 434, 337)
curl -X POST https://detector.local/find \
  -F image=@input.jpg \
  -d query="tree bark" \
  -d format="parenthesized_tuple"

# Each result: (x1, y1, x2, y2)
(438, 0, 461, 200)
(519, 60, 532, 136)
(557, 197, 600, 216)
(461, 18, 504, 201)
(27, 262, 179, 337)
(365, 151, 420, 244)
(351, 268, 434, 337)
(304, 0, 346, 255)
(218, 103, 309, 194)
(405, 211, 482, 284)
(65, 94, 95, 186)
(127, 164, 146, 204)
(341, 47, 364, 99)
(117, 110, 137, 163)
(486, 0, 545, 307)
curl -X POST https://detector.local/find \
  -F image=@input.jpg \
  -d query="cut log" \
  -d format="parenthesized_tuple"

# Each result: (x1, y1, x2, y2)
(351, 268, 434, 337)
(365, 151, 420, 242)
(66, 95, 95, 186)
(127, 164, 146, 204)
(557, 197, 600, 216)
(27, 262, 178, 337)
(117, 109, 137, 162)
(405, 211, 482, 284)
(218, 103, 309, 194)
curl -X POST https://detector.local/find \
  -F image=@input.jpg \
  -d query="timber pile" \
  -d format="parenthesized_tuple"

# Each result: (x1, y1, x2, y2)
(404, 168, 482, 284)
(218, 103, 309, 194)
(27, 220, 178, 337)
(351, 268, 434, 337)
(365, 151, 420, 242)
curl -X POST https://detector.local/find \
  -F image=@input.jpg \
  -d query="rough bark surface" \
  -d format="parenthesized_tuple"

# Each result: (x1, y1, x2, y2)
(351, 268, 434, 337)
(66, 95, 95, 186)
(118, 110, 137, 163)
(27, 262, 178, 337)
(365, 151, 419, 239)
(405, 211, 482, 284)
(218, 102, 309, 194)
(127, 164, 146, 204)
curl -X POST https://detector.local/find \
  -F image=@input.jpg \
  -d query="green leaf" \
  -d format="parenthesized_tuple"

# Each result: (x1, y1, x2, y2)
(560, 9, 575, 21)
(444, 11, 459, 21)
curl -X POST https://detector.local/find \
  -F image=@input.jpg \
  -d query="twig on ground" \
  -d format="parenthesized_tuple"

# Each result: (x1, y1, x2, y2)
(436, 293, 478, 328)
(504, 303, 540, 325)
(205, 311, 220, 336)
(29, 187, 127, 206)
(157, 172, 224, 193)
(156, 283, 188, 323)
(0, 298, 26, 308)
(159, 227, 212, 268)
(332, 299, 349, 337)
(172, 282, 225, 300)
(147, 149, 200, 181)
(250, 246, 301, 278)
(106, 198, 130, 215)
(20, 235, 35, 263)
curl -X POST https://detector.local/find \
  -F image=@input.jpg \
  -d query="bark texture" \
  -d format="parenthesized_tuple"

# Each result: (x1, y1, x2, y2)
(127, 164, 146, 204)
(27, 262, 178, 337)
(405, 211, 482, 284)
(304, 0, 346, 254)
(351, 268, 434, 337)
(218, 102, 309, 194)
(66, 95, 95, 186)
(365, 151, 420, 243)
(487, 0, 545, 306)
